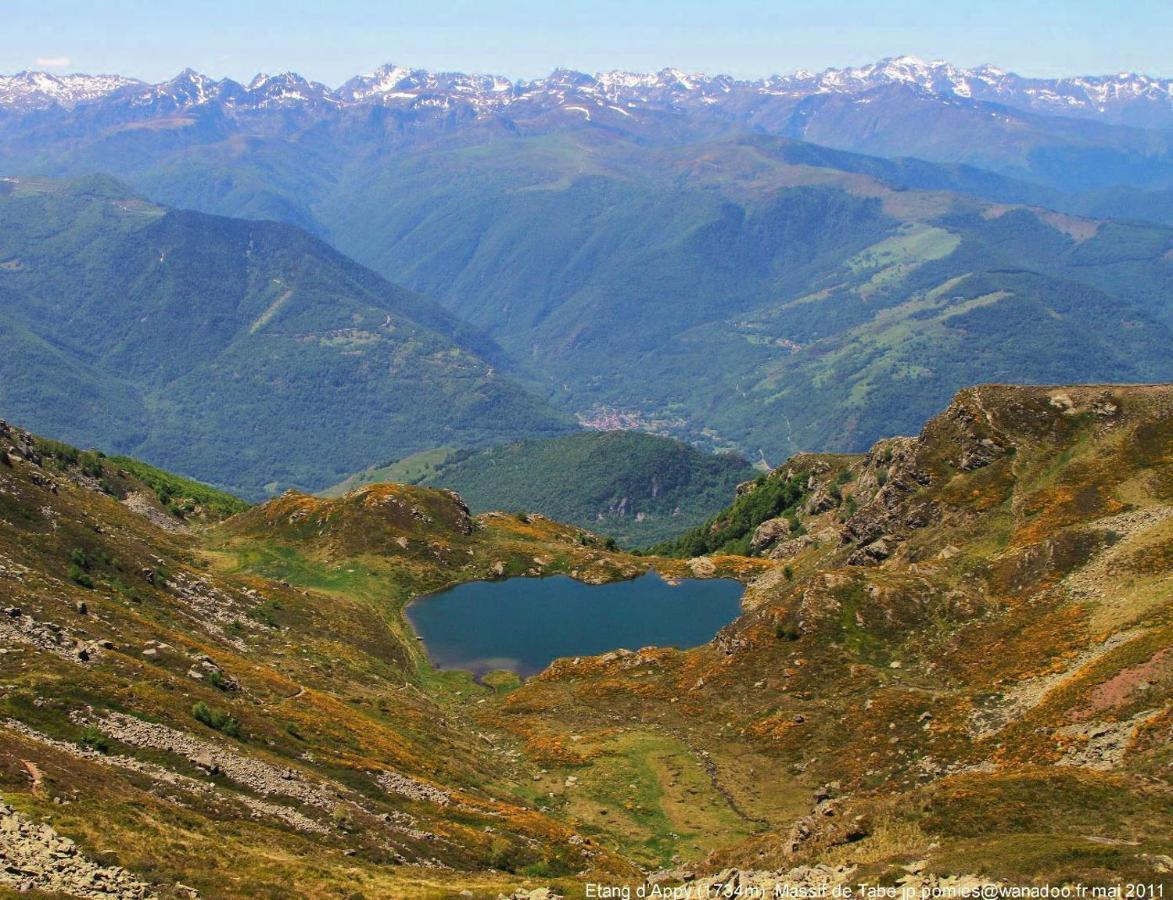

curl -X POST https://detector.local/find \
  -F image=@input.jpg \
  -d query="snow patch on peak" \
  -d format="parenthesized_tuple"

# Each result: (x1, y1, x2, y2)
(0, 71, 142, 109)
(342, 64, 415, 99)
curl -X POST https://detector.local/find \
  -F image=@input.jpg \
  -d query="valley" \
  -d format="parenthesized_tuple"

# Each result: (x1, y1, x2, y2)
(1, 60, 1171, 486)
(0, 44, 1170, 899)
(0, 382, 1168, 896)
(0, 176, 574, 499)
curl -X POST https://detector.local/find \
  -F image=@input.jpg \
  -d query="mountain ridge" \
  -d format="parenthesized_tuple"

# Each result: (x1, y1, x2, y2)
(3, 56, 1171, 130)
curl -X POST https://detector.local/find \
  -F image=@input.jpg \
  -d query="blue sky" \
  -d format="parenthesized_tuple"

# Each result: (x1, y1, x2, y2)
(5, 0, 1171, 83)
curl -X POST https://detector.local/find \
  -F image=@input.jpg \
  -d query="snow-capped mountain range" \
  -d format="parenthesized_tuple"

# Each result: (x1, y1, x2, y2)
(2, 56, 1171, 129)
(0, 70, 143, 108)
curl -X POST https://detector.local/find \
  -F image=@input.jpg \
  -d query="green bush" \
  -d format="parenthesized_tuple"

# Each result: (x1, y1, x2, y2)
(331, 805, 356, 832)
(774, 621, 802, 641)
(650, 473, 806, 557)
(68, 565, 94, 589)
(79, 726, 111, 753)
(109, 456, 248, 520)
(192, 701, 242, 738)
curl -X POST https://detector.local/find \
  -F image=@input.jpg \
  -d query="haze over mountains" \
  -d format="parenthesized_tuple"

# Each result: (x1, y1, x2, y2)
(3, 56, 1173, 207)
(0, 56, 1171, 502)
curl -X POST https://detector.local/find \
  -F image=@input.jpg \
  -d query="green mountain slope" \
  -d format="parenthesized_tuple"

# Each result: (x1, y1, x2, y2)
(0, 176, 574, 497)
(5, 134, 1172, 466)
(304, 136, 1173, 457)
(329, 431, 759, 545)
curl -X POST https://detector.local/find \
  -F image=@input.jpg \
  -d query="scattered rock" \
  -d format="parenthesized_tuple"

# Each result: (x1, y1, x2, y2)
(1055, 710, 1157, 770)
(686, 864, 855, 898)
(121, 491, 188, 533)
(0, 801, 156, 898)
(376, 769, 453, 807)
(687, 556, 716, 577)
(0, 609, 98, 664)
(498, 889, 564, 900)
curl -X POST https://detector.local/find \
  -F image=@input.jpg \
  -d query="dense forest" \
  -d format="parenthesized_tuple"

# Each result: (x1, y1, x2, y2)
(333, 431, 758, 546)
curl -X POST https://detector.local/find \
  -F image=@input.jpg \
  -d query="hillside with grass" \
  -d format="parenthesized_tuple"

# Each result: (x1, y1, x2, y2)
(0, 383, 1168, 896)
(493, 383, 1173, 885)
(329, 431, 759, 545)
(0, 415, 669, 896)
(0, 175, 574, 498)
(4, 128, 1170, 465)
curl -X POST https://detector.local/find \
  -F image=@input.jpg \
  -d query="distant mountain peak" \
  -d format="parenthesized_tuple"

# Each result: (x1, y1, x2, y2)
(0, 70, 142, 109)
(243, 71, 333, 106)
(1, 58, 1170, 129)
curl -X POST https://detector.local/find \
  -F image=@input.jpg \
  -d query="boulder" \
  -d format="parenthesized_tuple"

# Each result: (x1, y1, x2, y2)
(750, 516, 792, 551)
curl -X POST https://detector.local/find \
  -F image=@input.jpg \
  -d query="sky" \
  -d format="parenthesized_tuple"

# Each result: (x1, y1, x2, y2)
(4, 0, 1171, 85)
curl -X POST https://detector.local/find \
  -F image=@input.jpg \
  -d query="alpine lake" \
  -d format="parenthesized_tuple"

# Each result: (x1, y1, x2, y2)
(406, 571, 744, 679)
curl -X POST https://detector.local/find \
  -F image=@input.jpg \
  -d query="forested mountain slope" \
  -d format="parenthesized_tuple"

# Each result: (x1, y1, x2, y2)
(306, 135, 1172, 457)
(0, 176, 574, 497)
(329, 431, 759, 545)
(2, 71, 1171, 463)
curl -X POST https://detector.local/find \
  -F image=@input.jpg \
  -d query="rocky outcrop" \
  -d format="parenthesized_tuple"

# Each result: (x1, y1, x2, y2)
(1055, 710, 1159, 770)
(766, 533, 816, 560)
(164, 570, 266, 642)
(0, 802, 155, 898)
(90, 713, 343, 811)
(781, 782, 869, 856)
(750, 516, 792, 552)
(682, 864, 856, 898)
(121, 491, 188, 533)
(498, 888, 564, 900)
(438, 489, 475, 535)
(840, 437, 934, 564)
(0, 607, 102, 664)
(376, 770, 453, 807)
(679, 863, 1003, 898)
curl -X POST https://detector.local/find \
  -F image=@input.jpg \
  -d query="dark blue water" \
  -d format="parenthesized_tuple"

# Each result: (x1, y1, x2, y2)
(406, 571, 744, 677)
